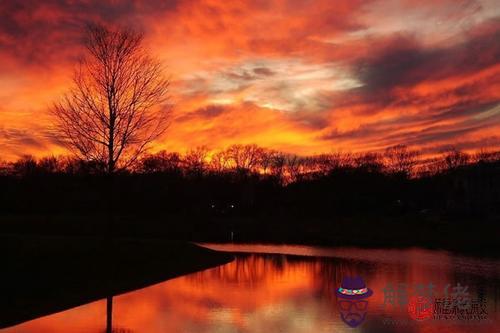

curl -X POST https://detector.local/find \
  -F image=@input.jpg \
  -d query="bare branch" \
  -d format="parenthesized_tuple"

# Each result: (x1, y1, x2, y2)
(51, 23, 171, 173)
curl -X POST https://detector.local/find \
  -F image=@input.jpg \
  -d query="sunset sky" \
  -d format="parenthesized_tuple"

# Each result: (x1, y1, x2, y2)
(0, 0, 499, 160)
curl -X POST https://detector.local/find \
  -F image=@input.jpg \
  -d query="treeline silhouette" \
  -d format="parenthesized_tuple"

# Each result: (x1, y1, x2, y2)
(1, 144, 499, 247)
(2, 144, 499, 178)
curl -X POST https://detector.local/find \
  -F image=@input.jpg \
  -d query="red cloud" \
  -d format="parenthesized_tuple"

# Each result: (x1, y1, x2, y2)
(0, 0, 499, 160)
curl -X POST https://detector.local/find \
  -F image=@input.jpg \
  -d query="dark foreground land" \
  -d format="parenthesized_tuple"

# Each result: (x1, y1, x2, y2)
(1, 151, 499, 253)
(1, 158, 499, 256)
(1, 212, 498, 258)
(0, 153, 498, 328)
(0, 236, 233, 329)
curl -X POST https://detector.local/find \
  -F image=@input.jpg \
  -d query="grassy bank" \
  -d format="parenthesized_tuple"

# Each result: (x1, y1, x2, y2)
(0, 235, 233, 329)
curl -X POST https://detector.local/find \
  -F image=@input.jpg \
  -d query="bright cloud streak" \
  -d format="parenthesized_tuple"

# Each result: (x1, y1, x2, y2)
(0, 0, 499, 160)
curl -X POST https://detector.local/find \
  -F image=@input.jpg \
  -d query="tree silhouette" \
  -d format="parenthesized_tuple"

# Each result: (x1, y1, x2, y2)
(226, 144, 264, 171)
(183, 146, 209, 176)
(12, 155, 38, 177)
(443, 147, 469, 170)
(210, 149, 231, 173)
(269, 151, 287, 181)
(52, 23, 170, 173)
(138, 151, 181, 174)
(384, 144, 420, 178)
(353, 152, 383, 173)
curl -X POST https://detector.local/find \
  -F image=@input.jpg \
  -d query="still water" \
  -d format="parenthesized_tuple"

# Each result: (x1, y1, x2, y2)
(2, 244, 499, 333)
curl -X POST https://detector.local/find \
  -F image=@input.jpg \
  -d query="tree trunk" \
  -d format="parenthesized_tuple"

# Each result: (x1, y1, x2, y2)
(106, 296, 113, 333)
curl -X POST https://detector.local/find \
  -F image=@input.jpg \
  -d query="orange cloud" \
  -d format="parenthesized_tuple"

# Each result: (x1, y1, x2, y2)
(0, 0, 499, 160)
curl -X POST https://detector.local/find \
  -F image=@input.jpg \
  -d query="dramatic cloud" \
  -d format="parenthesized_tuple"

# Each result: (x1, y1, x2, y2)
(0, 0, 499, 160)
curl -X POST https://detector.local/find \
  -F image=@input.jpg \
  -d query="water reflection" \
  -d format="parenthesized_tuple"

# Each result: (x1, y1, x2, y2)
(2, 246, 498, 333)
(106, 297, 113, 333)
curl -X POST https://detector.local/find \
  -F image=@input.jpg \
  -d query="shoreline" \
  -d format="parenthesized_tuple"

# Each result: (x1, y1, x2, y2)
(0, 236, 233, 329)
(1, 212, 498, 258)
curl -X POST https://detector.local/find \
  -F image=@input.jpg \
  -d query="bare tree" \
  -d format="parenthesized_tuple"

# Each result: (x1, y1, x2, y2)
(473, 148, 500, 163)
(183, 146, 209, 175)
(138, 150, 181, 173)
(257, 148, 274, 174)
(353, 152, 383, 173)
(442, 147, 470, 170)
(52, 23, 170, 173)
(0, 159, 11, 176)
(270, 151, 287, 181)
(311, 153, 343, 175)
(384, 144, 420, 177)
(226, 144, 264, 171)
(210, 149, 231, 173)
(37, 156, 63, 174)
(285, 154, 305, 183)
(12, 155, 38, 177)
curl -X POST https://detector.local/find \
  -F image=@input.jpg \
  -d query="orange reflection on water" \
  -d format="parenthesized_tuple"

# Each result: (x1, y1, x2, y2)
(2, 246, 498, 333)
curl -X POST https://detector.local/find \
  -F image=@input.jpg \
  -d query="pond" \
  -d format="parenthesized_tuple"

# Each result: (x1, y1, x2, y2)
(2, 244, 499, 332)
